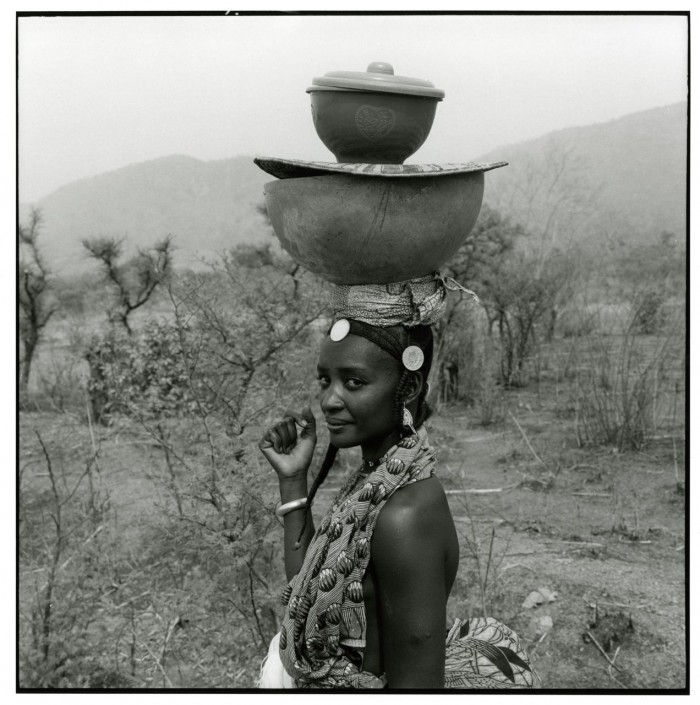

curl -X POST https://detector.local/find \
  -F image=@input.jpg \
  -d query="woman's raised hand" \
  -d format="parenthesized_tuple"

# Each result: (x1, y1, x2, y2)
(259, 405, 317, 480)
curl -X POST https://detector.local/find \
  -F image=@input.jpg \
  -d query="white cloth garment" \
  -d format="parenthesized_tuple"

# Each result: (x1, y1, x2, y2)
(257, 632, 296, 689)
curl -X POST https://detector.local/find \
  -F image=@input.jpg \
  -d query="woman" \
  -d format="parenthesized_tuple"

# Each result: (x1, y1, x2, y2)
(258, 315, 533, 689)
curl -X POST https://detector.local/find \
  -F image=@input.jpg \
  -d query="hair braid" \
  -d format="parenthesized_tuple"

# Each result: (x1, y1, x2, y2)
(294, 443, 338, 549)
(389, 325, 436, 432)
(415, 389, 432, 427)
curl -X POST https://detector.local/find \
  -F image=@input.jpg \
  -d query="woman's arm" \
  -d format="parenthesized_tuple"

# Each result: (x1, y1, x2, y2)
(371, 479, 451, 688)
(278, 475, 314, 580)
(259, 406, 317, 581)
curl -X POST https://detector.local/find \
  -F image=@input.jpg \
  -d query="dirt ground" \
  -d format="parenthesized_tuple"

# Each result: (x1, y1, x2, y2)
(429, 400, 686, 691)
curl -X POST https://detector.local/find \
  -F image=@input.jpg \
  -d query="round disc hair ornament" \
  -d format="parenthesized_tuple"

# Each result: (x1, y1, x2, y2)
(402, 345, 424, 371)
(330, 319, 351, 342)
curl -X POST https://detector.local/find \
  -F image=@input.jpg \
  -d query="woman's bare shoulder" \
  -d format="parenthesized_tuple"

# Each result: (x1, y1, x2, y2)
(373, 475, 453, 546)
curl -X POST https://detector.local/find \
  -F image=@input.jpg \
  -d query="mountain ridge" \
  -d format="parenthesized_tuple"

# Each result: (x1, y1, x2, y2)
(478, 101, 687, 244)
(21, 102, 687, 276)
(484, 102, 686, 153)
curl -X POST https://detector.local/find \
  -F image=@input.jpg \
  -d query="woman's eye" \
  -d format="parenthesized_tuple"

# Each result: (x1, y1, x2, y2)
(345, 378, 365, 389)
(317, 376, 330, 389)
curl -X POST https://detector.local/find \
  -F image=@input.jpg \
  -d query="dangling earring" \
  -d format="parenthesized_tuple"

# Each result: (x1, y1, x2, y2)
(402, 403, 417, 435)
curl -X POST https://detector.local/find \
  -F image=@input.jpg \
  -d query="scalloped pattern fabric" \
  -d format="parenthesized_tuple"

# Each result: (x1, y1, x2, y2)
(278, 428, 434, 688)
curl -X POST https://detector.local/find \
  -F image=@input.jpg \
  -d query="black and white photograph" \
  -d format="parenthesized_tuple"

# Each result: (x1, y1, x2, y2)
(16, 6, 689, 694)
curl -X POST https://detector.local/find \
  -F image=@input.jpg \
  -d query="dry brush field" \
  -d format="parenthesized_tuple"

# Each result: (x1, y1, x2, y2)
(18, 290, 686, 690)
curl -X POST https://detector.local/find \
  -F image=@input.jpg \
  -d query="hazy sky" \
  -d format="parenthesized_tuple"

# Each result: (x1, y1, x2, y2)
(18, 12, 688, 202)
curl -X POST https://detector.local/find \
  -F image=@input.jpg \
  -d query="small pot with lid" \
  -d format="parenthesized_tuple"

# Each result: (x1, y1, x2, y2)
(307, 61, 445, 164)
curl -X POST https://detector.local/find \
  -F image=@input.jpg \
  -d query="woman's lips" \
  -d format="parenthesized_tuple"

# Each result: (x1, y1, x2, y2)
(325, 418, 352, 430)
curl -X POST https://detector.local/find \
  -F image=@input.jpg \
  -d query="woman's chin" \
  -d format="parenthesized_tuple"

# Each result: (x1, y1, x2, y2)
(326, 425, 357, 448)
(326, 424, 399, 452)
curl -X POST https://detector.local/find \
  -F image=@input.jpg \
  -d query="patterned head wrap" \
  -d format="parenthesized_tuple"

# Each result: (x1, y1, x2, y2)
(331, 273, 478, 328)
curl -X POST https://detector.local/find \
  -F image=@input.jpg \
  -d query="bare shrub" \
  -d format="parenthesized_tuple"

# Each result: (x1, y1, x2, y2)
(19, 419, 284, 688)
(19, 433, 118, 687)
(630, 289, 665, 335)
(24, 354, 87, 414)
(453, 492, 513, 617)
(571, 304, 683, 451)
(434, 303, 502, 425)
(560, 307, 599, 339)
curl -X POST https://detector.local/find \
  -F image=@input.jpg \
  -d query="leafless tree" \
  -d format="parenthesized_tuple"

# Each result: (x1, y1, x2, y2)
(486, 138, 602, 274)
(168, 243, 328, 435)
(19, 208, 56, 395)
(442, 204, 577, 387)
(82, 236, 174, 334)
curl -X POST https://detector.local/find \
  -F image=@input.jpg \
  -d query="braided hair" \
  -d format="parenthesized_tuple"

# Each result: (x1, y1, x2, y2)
(294, 322, 434, 549)
(294, 443, 338, 548)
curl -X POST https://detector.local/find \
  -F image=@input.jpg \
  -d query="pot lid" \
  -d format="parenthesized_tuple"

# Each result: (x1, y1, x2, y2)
(307, 61, 445, 100)
(254, 156, 507, 179)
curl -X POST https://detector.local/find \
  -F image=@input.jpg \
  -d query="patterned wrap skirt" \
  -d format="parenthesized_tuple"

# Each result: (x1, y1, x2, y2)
(258, 616, 533, 688)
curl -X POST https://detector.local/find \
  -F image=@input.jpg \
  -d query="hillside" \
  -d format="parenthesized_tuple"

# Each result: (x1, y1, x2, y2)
(478, 102, 687, 247)
(22, 154, 273, 275)
(21, 102, 687, 276)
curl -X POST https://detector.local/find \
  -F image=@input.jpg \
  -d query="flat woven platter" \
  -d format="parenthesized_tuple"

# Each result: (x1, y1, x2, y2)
(254, 156, 508, 179)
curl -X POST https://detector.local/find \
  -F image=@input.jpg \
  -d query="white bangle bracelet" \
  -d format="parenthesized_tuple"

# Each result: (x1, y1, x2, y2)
(276, 497, 308, 518)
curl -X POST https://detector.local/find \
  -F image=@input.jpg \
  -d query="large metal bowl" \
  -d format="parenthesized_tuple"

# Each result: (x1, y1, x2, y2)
(263, 172, 484, 285)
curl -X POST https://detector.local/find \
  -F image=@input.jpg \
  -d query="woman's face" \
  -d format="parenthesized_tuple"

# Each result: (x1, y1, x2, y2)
(317, 334, 401, 456)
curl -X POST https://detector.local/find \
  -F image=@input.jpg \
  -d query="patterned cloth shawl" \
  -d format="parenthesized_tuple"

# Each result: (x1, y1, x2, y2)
(277, 427, 534, 689)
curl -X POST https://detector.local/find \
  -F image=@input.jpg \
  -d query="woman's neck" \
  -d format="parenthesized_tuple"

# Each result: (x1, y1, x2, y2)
(361, 430, 402, 465)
